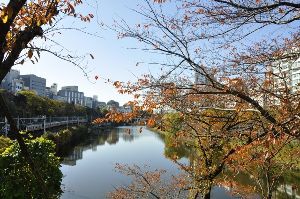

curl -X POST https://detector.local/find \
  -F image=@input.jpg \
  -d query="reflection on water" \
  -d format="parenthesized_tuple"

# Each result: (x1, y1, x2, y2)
(60, 127, 300, 199)
(61, 127, 143, 166)
(60, 126, 188, 199)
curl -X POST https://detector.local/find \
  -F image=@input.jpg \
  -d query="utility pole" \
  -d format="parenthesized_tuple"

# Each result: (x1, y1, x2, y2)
(4, 117, 8, 137)
(43, 116, 46, 133)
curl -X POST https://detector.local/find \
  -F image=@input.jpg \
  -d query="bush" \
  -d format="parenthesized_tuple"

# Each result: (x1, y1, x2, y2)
(0, 137, 62, 199)
(0, 136, 11, 154)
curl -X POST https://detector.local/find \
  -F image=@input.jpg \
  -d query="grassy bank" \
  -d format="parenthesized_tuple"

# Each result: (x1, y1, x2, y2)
(43, 125, 89, 152)
(147, 126, 168, 136)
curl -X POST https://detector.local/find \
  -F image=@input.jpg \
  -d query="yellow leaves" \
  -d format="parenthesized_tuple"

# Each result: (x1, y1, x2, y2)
(1, 6, 13, 24)
(1, 14, 8, 24)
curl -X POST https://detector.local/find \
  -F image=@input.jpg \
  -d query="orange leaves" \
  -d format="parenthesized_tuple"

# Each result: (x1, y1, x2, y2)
(195, 8, 205, 14)
(147, 118, 156, 127)
(28, 49, 33, 59)
(113, 81, 122, 88)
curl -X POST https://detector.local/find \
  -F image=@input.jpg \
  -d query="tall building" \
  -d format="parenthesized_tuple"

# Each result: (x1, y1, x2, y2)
(20, 74, 46, 96)
(0, 69, 24, 94)
(50, 83, 58, 95)
(93, 95, 98, 101)
(10, 79, 24, 93)
(107, 100, 119, 111)
(272, 56, 300, 93)
(58, 86, 84, 105)
(84, 97, 93, 108)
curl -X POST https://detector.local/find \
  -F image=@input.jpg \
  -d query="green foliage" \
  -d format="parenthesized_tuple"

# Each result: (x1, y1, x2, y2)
(162, 112, 183, 134)
(0, 136, 11, 154)
(16, 90, 87, 117)
(44, 126, 88, 150)
(0, 137, 62, 199)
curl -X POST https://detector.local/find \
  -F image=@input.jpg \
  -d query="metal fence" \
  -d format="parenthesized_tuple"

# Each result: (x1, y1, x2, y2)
(0, 116, 87, 136)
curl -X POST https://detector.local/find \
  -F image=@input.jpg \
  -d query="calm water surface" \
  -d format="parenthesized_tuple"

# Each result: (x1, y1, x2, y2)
(59, 126, 233, 199)
(60, 126, 299, 199)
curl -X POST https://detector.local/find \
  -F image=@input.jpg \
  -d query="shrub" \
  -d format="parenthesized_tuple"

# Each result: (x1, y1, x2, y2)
(0, 137, 62, 199)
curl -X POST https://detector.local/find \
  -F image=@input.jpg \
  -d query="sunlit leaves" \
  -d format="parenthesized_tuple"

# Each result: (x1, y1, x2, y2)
(0, 6, 13, 23)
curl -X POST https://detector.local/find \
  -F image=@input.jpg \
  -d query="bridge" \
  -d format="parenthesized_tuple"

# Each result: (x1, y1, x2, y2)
(0, 116, 87, 136)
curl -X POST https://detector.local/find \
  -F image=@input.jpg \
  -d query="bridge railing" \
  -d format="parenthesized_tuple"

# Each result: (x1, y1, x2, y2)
(0, 116, 87, 135)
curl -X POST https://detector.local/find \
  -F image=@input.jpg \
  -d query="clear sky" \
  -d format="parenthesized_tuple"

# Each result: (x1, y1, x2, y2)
(13, 0, 160, 105)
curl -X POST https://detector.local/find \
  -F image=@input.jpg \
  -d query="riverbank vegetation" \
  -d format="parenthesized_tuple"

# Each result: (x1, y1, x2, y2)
(44, 125, 89, 153)
(0, 137, 62, 199)
(0, 125, 89, 199)
(0, 90, 107, 118)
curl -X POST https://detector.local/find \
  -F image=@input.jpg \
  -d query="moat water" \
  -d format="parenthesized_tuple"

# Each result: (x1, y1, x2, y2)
(59, 126, 299, 199)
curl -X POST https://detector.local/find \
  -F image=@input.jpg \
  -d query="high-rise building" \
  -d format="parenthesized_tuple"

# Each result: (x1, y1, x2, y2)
(58, 86, 84, 105)
(0, 69, 24, 94)
(50, 83, 58, 95)
(20, 74, 46, 96)
(84, 97, 93, 108)
(272, 56, 300, 93)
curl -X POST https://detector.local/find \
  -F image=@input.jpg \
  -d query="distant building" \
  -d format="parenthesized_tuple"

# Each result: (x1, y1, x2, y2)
(58, 86, 84, 105)
(53, 95, 67, 102)
(50, 83, 58, 95)
(107, 100, 120, 111)
(84, 97, 93, 108)
(117, 105, 132, 113)
(93, 101, 106, 109)
(272, 55, 300, 93)
(45, 87, 53, 98)
(10, 78, 24, 94)
(107, 100, 119, 110)
(93, 95, 98, 101)
(0, 69, 24, 94)
(20, 74, 46, 96)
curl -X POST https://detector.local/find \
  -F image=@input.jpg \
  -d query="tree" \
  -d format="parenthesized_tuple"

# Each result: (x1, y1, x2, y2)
(101, 0, 300, 198)
(114, 0, 300, 137)
(0, 0, 94, 197)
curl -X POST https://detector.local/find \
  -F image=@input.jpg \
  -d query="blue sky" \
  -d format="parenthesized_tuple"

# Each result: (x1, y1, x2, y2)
(14, 0, 160, 105)
(12, 0, 299, 105)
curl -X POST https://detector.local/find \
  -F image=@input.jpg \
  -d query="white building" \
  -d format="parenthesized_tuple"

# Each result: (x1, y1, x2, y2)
(272, 54, 300, 93)
(0, 69, 24, 94)
(10, 78, 24, 93)
(50, 83, 58, 95)
(57, 86, 84, 105)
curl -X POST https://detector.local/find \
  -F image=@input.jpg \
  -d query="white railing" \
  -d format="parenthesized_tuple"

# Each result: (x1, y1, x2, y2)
(0, 116, 87, 135)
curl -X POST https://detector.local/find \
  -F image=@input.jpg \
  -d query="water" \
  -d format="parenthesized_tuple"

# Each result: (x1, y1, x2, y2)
(59, 126, 300, 199)
(60, 126, 187, 199)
